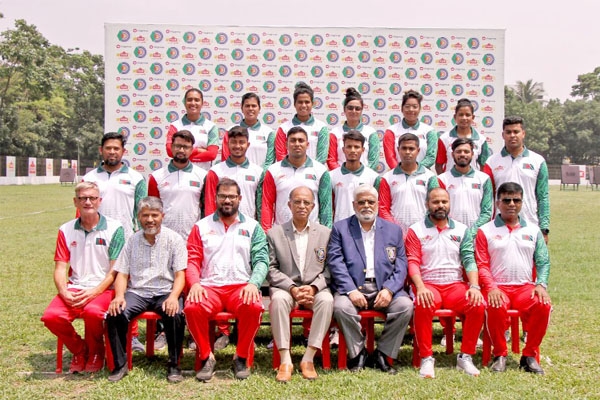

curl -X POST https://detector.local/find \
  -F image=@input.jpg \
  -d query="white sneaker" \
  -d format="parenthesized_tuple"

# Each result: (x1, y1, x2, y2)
(440, 334, 455, 347)
(456, 353, 480, 376)
(476, 337, 483, 348)
(329, 328, 339, 347)
(419, 356, 435, 378)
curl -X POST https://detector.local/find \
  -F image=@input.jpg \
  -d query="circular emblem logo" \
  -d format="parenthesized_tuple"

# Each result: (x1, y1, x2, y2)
(343, 35, 355, 47)
(150, 62, 163, 74)
(133, 111, 146, 123)
(199, 48, 212, 60)
(247, 33, 260, 45)
(452, 84, 464, 96)
(468, 38, 480, 49)
(117, 30, 130, 42)
(482, 116, 494, 128)
(150, 127, 163, 139)
(358, 51, 370, 63)
(482, 85, 494, 97)
(313, 97, 323, 109)
(311, 34, 324, 46)
(326, 82, 339, 94)
(389, 51, 402, 64)
(295, 50, 308, 62)
(436, 100, 448, 112)
(373, 98, 386, 111)
(231, 80, 244, 92)
(279, 97, 292, 109)
(421, 115, 433, 125)
(358, 82, 371, 94)
(231, 48, 244, 61)
(183, 32, 196, 43)
(133, 143, 147, 155)
(117, 62, 130, 74)
(231, 112, 243, 124)
(483, 53, 495, 65)
(375, 162, 386, 174)
(405, 68, 418, 80)
(362, 114, 371, 125)
(150, 30, 163, 43)
(199, 80, 211, 91)
(374, 67, 386, 79)
(247, 64, 260, 76)
(327, 114, 339, 125)
(420, 84, 433, 96)
(327, 50, 339, 62)
(374, 35, 386, 47)
(166, 79, 179, 91)
(215, 96, 227, 108)
(215, 64, 228, 76)
(436, 68, 449, 80)
(279, 65, 292, 77)
(166, 111, 179, 122)
(467, 69, 480, 81)
(389, 83, 402, 95)
(263, 80, 276, 93)
(150, 95, 162, 107)
(421, 52, 433, 64)
(436, 37, 449, 49)
(405, 36, 418, 48)
(263, 112, 276, 124)
(452, 53, 464, 65)
(134, 78, 146, 90)
(183, 63, 195, 76)
(134, 46, 146, 58)
(149, 159, 163, 171)
(117, 95, 130, 107)
(279, 34, 292, 46)
(215, 32, 228, 44)
(166, 47, 179, 59)
(118, 127, 130, 138)
(389, 115, 402, 125)
(263, 49, 276, 61)
(342, 66, 355, 78)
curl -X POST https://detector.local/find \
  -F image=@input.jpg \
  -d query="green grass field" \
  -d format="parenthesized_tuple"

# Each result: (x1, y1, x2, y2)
(1, 185, 599, 399)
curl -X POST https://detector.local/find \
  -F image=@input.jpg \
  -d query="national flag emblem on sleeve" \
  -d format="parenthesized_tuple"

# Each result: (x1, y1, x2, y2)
(471, 183, 481, 189)
(522, 163, 535, 171)
(245, 175, 255, 182)
(189, 181, 201, 187)
(521, 234, 534, 241)
(96, 238, 107, 246)
(305, 174, 317, 180)
(119, 179, 131, 185)
(238, 229, 250, 237)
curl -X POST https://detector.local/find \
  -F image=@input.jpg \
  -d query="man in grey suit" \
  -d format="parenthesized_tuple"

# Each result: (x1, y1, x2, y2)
(328, 185, 413, 374)
(267, 186, 333, 383)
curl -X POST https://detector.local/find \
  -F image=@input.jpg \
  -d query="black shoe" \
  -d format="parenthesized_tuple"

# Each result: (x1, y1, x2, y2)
(348, 348, 368, 372)
(371, 349, 397, 375)
(196, 355, 216, 382)
(107, 364, 128, 382)
(233, 356, 250, 380)
(519, 356, 544, 375)
(490, 356, 507, 373)
(167, 366, 183, 383)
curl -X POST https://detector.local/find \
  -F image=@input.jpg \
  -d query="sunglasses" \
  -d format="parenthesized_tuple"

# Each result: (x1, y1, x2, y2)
(500, 198, 522, 204)
(345, 105, 362, 112)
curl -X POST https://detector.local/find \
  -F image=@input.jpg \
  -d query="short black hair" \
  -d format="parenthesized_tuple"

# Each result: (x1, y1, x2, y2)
(216, 177, 241, 196)
(401, 89, 423, 107)
(101, 132, 126, 147)
(451, 137, 474, 151)
(343, 130, 366, 146)
(293, 82, 314, 103)
(503, 116, 525, 129)
(172, 129, 195, 145)
(287, 126, 308, 140)
(398, 132, 419, 147)
(228, 125, 249, 140)
(496, 182, 523, 199)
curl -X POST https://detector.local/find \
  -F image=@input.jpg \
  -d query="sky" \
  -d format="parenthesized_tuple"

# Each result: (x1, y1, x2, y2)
(0, 0, 598, 101)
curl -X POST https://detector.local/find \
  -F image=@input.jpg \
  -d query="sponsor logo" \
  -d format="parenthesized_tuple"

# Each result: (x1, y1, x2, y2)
(389, 51, 402, 64)
(373, 98, 386, 110)
(295, 50, 308, 62)
(117, 62, 130, 74)
(183, 31, 196, 43)
(230, 112, 243, 124)
(421, 84, 433, 96)
(358, 82, 370, 94)
(482, 85, 494, 97)
(374, 67, 386, 79)
(326, 113, 339, 125)
(199, 48, 212, 60)
(247, 64, 260, 76)
(343, 35, 355, 47)
(279, 34, 292, 46)
(149, 127, 163, 139)
(374, 35, 386, 47)
(199, 79, 211, 91)
(166, 111, 179, 122)
(166, 79, 179, 91)
(436, 100, 448, 112)
(149, 95, 162, 107)
(230, 48, 244, 60)
(313, 97, 323, 109)
(482, 53, 495, 65)
(452, 53, 464, 65)
(117, 30, 130, 42)
(263, 80, 276, 93)
(279, 97, 292, 109)
(247, 33, 260, 45)
(215, 96, 227, 108)
(389, 83, 402, 95)
(215, 32, 228, 44)
(452, 84, 464, 96)
(279, 65, 292, 77)
(358, 51, 370, 63)
(231, 80, 244, 92)
(118, 127, 130, 138)
(149, 159, 162, 171)
(436, 37, 449, 49)
(468, 38, 480, 49)
(342, 66, 355, 78)
(149, 30, 163, 42)
(467, 69, 479, 81)
(405, 68, 418, 80)
(182, 63, 195, 76)
(263, 112, 276, 124)
(311, 34, 324, 46)
(150, 62, 163, 74)
(406, 36, 418, 48)
(262, 49, 276, 61)
(327, 50, 339, 62)
(166, 47, 179, 59)
(481, 116, 494, 128)
(388, 114, 401, 125)
(327, 82, 339, 94)
(421, 115, 433, 125)
(133, 111, 146, 122)
(436, 68, 449, 80)
(134, 46, 146, 58)
(215, 64, 228, 76)
(133, 143, 147, 155)
(421, 52, 433, 64)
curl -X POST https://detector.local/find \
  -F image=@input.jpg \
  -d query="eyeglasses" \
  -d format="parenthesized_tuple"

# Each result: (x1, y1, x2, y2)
(345, 105, 362, 112)
(217, 194, 239, 201)
(172, 144, 192, 150)
(356, 199, 376, 206)
(500, 198, 522, 204)
(77, 196, 99, 202)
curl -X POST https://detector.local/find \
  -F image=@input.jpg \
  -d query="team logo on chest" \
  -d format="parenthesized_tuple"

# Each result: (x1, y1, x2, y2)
(385, 246, 396, 263)
(238, 229, 250, 237)
(471, 183, 481, 189)
(305, 174, 317, 180)
(521, 234, 534, 242)
(96, 238, 107, 246)
(314, 247, 326, 263)
(450, 235, 462, 243)
(522, 163, 535, 171)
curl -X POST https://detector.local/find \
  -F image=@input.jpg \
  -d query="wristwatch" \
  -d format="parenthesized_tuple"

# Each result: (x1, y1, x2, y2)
(469, 284, 481, 290)
(541, 229, 549, 235)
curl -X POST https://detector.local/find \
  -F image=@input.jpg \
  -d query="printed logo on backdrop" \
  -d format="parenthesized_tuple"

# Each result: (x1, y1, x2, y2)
(263, 113, 276, 125)
(231, 112, 243, 124)
(118, 127, 130, 139)
(150, 30, 163, 42)
(436, 37, 448, 49)
(117, 30, 130, 42)
(183, 63, 195, 75)
(215, 32, 228, 44)
(452, 84, 464, 96)
(117, 95, 130, 107)
(117, 62, 130, 74)
(327, 114, 339, 125)
(183, 32, 196, 43)
(389, 83, 402, 96)
(313, 97, 323, 110)
(149, 127, 163, 139)
(134, 79, 147, 90)
(389, 115, 401, 125)
(166, 111, 179, 122)
(358, 51, 370, 63)
(468, 38, 480, 49)
(247, 33, 260, 45)
(483, 54, 495, 65)
(199, 80, 211, 91)
(406, 36, 418, 48)
(279, 97, 292, 109)
(149, 159, 163, 171)
(263, 49, 276, 61)
(134, 47, 146, 58)
(199, 48, 212, 59)
(389, 52, 402, 64)
(482, 116, 494, 128)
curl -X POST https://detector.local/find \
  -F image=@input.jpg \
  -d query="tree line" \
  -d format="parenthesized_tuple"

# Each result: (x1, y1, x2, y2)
(1, 19, 599, 165)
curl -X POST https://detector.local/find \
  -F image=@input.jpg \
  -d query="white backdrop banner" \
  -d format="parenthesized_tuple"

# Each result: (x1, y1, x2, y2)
(105, 24, 504, 176)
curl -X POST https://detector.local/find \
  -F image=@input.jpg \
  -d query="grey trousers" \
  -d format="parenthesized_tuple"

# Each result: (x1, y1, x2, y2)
(269, 287, 333, 350)
(333, 287, 413, 359)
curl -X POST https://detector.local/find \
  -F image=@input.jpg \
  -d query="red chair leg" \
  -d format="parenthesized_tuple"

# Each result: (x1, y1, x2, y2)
(321, 330, 331, 370)
(510, 314, 520, 354)
(442, 316, 455, 355)
(272, 340, 280, 369)
(56, 338, 63, 374)
(104, 327, 115, 371)
(337, 329, 347, 369)
(482, 328, 492, 366)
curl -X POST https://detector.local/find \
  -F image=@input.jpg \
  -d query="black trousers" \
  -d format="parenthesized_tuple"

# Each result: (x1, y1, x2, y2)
(106, 291, 185, 370)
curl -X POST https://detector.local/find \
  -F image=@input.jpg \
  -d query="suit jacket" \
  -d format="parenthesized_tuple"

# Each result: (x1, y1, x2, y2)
(327, 215, 408, 298)
(267, 220, 331, 294)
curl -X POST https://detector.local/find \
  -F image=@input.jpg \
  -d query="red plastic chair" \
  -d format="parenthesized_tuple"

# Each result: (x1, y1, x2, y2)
(337, 310, 393, 369)
(194, 312, 256, 370)
(125, 311, 161, 370)
(271, 308, 332, 370)
(411, 309, 457, 367)
(55, 324, 114, 374)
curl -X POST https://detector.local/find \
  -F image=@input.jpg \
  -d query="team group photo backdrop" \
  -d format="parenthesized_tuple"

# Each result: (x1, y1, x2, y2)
(105, 24, 504, 175)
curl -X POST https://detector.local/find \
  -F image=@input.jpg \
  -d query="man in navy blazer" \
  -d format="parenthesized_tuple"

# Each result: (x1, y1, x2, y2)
(327, 185, 413, 374)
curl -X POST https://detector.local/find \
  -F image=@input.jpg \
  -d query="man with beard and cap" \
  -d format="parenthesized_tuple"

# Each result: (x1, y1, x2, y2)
(437, 137, 493, 236)
(185, 178, 269, 382)
(405, 187, 485, 379)
(327, 185, 413, 374)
